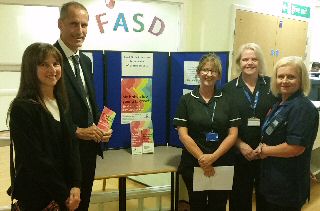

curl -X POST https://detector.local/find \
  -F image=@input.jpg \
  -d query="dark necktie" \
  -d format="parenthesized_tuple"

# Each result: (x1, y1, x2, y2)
(71, 55, 94, 126)
(71, 55, 81, 79)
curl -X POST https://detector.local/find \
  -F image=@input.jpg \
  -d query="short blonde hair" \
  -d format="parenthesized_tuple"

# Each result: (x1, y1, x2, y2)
(196, 53, 222, 77)
(270, 56, 310, 96)
(235, 43, 266, 75)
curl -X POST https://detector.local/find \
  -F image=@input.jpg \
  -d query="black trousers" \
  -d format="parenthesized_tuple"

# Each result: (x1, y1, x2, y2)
(181, 168, 228, 211)
(76, 143, 97, 211)
(229, 158, 266, 211)
(264, 200, 302, 211)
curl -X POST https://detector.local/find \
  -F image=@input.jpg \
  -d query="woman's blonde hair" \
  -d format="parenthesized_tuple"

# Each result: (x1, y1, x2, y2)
(235, 43, 266, 75)
(270, 56, 310, 96)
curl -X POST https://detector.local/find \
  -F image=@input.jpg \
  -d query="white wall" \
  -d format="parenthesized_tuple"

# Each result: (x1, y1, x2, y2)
(0, 0, 184, 64)
(309, 5, 320, 63)
(0, 4, 60, 64)
(0, 71, 20, 131)
(0, 0, 192, 131)
(84, 0, 182, 51)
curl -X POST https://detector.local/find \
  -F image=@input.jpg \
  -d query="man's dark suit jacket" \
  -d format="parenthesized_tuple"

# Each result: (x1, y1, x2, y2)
(54, 42, 103, 157)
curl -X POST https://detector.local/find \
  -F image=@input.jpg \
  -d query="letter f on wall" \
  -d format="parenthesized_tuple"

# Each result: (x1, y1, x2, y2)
(96, 13, 108, 33)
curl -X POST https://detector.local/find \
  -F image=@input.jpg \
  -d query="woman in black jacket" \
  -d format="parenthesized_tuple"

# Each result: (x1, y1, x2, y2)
(8, 43, 81, 210)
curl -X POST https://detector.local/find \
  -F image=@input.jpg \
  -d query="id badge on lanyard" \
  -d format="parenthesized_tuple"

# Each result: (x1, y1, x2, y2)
(265, 119, 279, 135)
(206, 132, 219, 142)
(262, 106, 284, 136)
(248, 117, 260, 126)
(244, 89, 260, 127)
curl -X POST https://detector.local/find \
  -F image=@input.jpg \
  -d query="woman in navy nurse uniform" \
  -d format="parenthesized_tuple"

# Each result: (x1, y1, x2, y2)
(173, 53, 240, 211)
(224, 43, 276, 211)
(258, 56, 319, 211)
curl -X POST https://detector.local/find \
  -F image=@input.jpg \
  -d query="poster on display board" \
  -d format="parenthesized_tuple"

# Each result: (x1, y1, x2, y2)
(121, 78, 152, 124)
(105, 51, 169, 149)
(121, 52, 154, 76)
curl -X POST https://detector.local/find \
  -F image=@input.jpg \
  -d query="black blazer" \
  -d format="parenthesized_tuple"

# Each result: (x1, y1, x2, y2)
(10, 98, 81, 209)
(54, 42, 103, 157)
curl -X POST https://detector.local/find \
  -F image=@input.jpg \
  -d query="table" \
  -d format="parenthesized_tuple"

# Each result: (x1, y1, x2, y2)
(95, 146, 182, 211)
(0, 130, 10, 147)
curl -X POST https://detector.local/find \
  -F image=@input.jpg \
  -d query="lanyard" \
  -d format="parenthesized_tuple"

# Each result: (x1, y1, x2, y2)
(261, 105, 284, 133)
(211, 101, 217, 123)
(210, 101, 217, 133)
(243, 88, 259, 115)
(203, 100, 217, 132)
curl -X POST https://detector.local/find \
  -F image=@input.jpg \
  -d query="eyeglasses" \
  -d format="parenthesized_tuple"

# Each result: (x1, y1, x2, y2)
(200, 68, 219, 75)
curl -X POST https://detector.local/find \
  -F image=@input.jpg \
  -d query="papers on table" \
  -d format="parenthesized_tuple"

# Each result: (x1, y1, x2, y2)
(193, 166, 234, 191)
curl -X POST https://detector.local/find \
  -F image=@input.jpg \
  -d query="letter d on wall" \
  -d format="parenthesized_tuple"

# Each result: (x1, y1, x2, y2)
(148, 16, 165, 36)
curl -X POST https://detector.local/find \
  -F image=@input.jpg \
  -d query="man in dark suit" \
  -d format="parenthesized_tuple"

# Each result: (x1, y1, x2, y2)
(54, 2, 112, 210)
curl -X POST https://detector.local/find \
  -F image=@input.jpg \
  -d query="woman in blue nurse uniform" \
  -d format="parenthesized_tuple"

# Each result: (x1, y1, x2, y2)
(258, 56, 319, 211)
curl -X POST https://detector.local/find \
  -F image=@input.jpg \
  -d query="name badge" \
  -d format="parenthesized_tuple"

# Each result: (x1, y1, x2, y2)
(265, 119, 279, 135)
(248, 117, 260, 127)
(206, 132, 219, 142)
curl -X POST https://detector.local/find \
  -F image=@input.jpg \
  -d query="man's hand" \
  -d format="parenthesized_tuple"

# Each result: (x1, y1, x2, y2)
(76, 125, 104, 142)
(101, 129, 113, 142)
(66, 187, 81, 211)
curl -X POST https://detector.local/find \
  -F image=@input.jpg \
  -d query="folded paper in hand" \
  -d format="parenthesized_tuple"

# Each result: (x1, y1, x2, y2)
(193, 166, 234, 191)
(97, 106, 116, 132)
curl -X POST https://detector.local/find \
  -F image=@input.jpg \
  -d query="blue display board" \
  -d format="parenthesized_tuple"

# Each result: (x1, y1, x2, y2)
(105, 51, 169, 149)
(168, 52, 229, 147)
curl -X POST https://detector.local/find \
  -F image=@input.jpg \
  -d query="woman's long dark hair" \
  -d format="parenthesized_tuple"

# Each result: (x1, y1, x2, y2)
(7, 42, 69, 124)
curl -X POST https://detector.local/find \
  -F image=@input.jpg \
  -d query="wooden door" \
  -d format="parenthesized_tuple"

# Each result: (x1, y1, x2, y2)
(274, 18, 308, 64)
(233, 10, 278, 78)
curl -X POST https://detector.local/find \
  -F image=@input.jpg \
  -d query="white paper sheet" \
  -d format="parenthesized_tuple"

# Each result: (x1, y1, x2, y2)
(121, 52, 153, 76)
(121, 112, 152, 124)
(182, 89, 193, 95)
(184, 61, 199, 85)
(193, 166, 234, 191)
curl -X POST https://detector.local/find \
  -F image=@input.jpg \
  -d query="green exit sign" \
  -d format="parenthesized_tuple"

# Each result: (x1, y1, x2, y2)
(282, 1, 310, 18)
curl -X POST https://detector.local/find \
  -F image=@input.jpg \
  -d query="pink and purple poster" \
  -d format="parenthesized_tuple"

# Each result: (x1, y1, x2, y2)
(121, 78, 152, 124)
